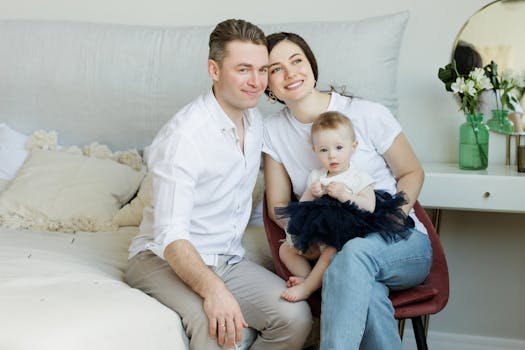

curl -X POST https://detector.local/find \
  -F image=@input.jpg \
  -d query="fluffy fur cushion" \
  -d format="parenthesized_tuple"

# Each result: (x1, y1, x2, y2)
(0, 150, 145, 232)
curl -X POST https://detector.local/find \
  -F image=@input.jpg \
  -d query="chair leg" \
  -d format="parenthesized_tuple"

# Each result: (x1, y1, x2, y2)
(398, 319, 406, 340)
(423, 314, 430, 336)
(411, 316, 429, 350)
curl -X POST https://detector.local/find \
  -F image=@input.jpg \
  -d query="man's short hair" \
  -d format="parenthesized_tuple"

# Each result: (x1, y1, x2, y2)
(209, 19, 267, 65)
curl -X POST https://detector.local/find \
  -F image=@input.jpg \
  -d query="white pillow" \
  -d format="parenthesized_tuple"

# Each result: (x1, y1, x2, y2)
(113, 170, 265, 227)
(0, 150, 145, 232)
(0, 123, 29, 180)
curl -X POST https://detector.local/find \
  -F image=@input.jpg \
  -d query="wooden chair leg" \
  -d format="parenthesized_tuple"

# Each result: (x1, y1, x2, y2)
(411, 316, 429, 350)
(423, 314, 430, 336)
(398, 319, 406, 340)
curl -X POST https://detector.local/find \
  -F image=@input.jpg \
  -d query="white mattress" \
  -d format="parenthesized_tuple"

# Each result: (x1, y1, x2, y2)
(0, 227, 188, 350)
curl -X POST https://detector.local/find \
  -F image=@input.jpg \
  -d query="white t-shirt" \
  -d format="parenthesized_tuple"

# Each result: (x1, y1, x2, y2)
(307, 166, 375, 195)
(263, 92, 426, 234)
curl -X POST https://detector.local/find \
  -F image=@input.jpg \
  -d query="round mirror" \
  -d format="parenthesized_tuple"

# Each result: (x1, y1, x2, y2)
(453, 0, 525, 133)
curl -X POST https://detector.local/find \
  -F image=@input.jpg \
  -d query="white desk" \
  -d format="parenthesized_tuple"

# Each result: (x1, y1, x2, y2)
(419, 162, 525, 214)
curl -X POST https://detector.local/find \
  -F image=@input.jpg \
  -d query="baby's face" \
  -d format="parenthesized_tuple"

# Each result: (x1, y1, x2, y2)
(312, 127, 357, 176)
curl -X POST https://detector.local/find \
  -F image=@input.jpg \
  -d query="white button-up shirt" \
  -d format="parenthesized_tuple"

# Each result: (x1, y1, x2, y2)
(129, 90, 263, 266)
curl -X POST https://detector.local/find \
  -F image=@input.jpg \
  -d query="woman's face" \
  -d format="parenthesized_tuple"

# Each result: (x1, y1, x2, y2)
(267, 40, 316, 103)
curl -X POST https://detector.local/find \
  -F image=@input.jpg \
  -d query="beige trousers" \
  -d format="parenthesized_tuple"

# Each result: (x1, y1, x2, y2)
(126, 250, 312, 350)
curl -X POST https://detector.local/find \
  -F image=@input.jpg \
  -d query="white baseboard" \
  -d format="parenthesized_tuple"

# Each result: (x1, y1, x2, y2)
(402, 330, 525, 350)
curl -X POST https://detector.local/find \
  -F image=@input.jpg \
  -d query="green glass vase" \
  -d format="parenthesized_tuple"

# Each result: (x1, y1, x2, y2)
(459, 113, 489, 170)
(486, 109, 514, 134)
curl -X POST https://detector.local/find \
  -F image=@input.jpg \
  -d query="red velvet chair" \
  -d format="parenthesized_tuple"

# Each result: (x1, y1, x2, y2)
(263, 195, 449, 350)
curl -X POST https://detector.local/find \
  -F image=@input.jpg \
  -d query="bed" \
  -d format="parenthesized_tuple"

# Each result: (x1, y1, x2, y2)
(0, 12, 409, 349)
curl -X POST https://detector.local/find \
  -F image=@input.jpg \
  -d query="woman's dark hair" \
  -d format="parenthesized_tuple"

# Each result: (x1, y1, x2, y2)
(453, 42, 482, 75)
(264, 32, 319, 104)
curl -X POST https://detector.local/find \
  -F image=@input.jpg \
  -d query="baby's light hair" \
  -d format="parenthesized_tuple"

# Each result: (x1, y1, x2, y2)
(311, 111, 356, 144)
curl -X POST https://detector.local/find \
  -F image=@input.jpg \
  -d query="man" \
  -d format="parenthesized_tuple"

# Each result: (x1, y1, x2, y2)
(126, 19, 312, 350)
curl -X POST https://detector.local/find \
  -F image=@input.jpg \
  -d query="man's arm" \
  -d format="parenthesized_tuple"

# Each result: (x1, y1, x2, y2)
(164, 240, 247, 348)
(149, 133, 247, 348)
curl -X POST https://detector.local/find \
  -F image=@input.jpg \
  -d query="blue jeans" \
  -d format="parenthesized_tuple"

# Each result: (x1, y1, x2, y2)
(320, 229, 432, 350)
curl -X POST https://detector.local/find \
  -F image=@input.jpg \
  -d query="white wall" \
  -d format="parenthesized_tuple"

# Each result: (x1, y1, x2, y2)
(2, 0, 524, 345)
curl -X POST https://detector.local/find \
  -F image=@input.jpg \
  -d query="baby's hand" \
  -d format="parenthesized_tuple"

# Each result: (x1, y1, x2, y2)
(310, 181, 325, 198)
(326, 182, 348, 202)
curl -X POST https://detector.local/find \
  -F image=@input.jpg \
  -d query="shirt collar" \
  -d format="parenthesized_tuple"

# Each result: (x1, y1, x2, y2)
(204, 89, 255, 132)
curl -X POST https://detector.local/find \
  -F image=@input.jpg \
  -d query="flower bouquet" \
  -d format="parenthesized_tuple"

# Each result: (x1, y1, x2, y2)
(438, 61, 492, 169)
(483, 61, 525, 134)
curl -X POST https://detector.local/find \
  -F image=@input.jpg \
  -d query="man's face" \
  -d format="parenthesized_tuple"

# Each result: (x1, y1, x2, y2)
(209, 40, 269, 118)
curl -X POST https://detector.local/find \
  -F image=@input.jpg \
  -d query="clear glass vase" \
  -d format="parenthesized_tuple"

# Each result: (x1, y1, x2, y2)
(459, 113, 489, 170)
(486, 109, 514, 134)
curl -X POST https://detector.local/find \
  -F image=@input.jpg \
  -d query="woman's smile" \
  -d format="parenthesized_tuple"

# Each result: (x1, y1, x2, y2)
(285, 80, 304, 90)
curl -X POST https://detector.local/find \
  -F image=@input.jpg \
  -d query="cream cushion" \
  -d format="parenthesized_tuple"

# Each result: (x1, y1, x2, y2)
(0, 150, 145, 232)
(0, 179, 8, 193)
(114, 170, 265, 227)
(113, 172, 153, 227)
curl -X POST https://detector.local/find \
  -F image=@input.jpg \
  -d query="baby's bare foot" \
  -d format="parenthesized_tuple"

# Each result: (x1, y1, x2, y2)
(281, 284, 312, 302)
(286, 276, 305, 287)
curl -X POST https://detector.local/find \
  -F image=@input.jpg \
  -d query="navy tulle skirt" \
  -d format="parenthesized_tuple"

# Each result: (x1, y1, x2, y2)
(275, 190, 414, 252)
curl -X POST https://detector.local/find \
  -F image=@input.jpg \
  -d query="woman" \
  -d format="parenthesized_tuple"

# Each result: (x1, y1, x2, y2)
(262, 32, 433, 350)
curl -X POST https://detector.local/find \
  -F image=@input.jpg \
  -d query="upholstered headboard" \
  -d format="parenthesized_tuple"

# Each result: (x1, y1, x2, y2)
(0, 12, 408, 150)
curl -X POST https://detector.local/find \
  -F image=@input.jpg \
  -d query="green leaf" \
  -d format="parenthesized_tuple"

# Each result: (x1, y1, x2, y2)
(438, 62, 458, 92)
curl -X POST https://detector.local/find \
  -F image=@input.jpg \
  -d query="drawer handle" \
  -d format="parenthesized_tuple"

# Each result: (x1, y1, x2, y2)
(483, 191, 490, 198)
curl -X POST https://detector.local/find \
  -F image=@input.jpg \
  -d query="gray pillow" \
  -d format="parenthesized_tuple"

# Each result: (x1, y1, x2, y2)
(260, 11, 409, 117)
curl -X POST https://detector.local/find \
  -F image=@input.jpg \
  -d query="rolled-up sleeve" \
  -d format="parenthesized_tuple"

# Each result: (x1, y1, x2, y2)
(262, 120, 281, 163)
(147, 132, 202, 258)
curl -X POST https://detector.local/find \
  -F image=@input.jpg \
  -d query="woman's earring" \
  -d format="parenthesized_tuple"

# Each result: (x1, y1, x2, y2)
(268, 90, 277, 104)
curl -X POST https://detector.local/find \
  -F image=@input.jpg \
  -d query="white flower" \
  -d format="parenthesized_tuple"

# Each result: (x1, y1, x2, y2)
(464, 80, 476, 96)
(516, 71, 525, 88)
(469, 67, 486, 82)
(501, 68, 514, 84)
(477, 76, 493, 90)
(451, 77, 466, 94)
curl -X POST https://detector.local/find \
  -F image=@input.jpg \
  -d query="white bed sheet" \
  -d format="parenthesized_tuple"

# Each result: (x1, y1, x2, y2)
(0, 227, 188, 350)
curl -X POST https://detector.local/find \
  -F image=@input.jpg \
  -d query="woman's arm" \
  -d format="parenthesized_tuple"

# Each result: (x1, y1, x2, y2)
(264, 153, 293, 230)
(382, 132, 425, 214)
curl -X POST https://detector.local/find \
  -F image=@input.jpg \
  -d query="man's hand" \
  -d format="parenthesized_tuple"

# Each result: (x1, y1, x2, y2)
(204, 286, 248, 348)
(164, 240, 248, 348)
